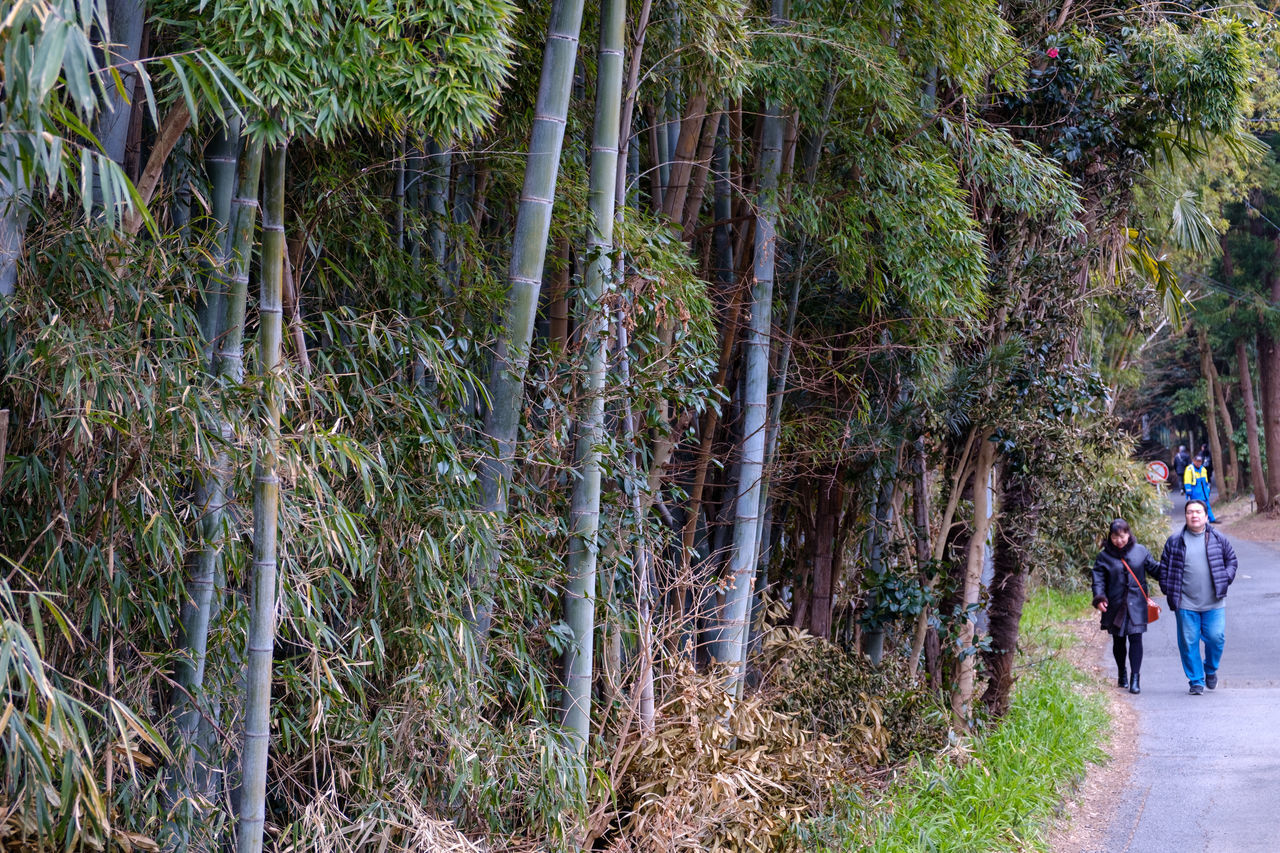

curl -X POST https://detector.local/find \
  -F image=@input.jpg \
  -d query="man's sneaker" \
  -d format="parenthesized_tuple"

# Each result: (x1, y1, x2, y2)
(1206, 673, 1218, 690)
(1190, 684, 1205, 695)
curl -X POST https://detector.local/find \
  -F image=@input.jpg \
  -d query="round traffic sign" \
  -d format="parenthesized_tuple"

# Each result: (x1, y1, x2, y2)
(1145, 460, 1169, 484)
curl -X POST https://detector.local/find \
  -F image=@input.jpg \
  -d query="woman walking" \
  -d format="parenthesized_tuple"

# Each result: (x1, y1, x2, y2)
(1092, 518, 1160, 694)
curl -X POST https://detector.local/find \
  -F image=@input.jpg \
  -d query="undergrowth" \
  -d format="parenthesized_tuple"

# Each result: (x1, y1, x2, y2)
(802, 586, 1107, 852)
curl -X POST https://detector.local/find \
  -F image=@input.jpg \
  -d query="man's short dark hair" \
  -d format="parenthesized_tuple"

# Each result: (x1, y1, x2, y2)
(1185, 499, 1207, 514)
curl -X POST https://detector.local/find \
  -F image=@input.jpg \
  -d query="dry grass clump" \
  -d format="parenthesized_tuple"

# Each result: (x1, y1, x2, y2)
(609, 660, 843, 853)
(284, 789, 485, 852)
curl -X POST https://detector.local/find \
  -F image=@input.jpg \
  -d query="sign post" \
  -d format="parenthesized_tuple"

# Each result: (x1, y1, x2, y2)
(1145, 461, 1169, 505)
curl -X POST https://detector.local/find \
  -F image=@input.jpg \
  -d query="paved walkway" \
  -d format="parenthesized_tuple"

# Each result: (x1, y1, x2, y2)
(1100, 497, 1280, 852)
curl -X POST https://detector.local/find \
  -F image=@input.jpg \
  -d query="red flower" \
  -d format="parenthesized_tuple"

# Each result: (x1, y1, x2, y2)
(1047, 47, 1059, 58)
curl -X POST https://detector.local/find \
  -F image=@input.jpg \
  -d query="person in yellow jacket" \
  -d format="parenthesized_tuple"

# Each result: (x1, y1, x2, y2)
(1183, 455, 1217, 522)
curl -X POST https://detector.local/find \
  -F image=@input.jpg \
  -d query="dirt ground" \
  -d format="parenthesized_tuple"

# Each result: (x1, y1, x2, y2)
(1215, 495, 1280, 542)
(1042, 616, 1140, 853)
(1045, 498, 1276, 852)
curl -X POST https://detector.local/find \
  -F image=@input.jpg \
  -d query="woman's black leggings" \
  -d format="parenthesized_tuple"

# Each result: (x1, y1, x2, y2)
(1113, 633, 1143, 674)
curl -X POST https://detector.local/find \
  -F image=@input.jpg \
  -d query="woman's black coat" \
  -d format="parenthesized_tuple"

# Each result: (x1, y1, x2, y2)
(1091, 539, 1159, 635)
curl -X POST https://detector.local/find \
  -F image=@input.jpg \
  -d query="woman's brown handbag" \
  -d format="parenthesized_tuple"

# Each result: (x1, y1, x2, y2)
(1121, 558, 1160, 623)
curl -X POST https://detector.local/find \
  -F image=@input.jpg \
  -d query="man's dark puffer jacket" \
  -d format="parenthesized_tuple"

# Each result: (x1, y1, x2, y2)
(1157, 525, 1238, 610)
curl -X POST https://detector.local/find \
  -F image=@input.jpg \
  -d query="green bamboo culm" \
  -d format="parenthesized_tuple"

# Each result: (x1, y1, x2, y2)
(215, 138, 266, 384)
(560, 0, 625, 773)
(710, 2, 786, 692)
(474, 0, 587, 638)
(196, 116, 244, 369)
(168, 124, 257, 834)
(236, 141, 287, 853)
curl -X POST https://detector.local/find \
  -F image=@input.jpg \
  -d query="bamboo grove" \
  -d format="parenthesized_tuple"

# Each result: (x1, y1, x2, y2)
(0, 0, 1270, 849)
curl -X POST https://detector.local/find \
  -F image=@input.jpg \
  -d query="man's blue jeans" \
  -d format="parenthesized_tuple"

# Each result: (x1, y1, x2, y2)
(1175, 607, 1225, 686)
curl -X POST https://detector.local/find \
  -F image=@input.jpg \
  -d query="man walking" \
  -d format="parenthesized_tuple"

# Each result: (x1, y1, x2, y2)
(1172, 444, 1191, 490)
(1183, 454, 1217, 522)
(1157, 499, 1238, 695)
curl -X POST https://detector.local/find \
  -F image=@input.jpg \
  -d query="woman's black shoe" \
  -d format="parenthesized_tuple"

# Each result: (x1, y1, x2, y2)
(1129, 673, 1141, 694)
(1117, 672, 1129, 688)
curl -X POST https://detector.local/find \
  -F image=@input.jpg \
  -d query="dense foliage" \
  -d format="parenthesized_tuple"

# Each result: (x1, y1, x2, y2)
(0, 0, 1264, 849)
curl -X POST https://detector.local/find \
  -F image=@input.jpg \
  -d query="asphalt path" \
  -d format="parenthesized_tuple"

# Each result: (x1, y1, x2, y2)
(1100, 493, 1280, 852)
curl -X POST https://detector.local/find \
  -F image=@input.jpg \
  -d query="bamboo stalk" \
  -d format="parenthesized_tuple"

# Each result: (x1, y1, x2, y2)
(561, 0, 624, 769)
(236, 141, 287, 853)
(709, 15, 786, 689)
(474, 0, 587, 640)
(215, 138, 265, 383)
(196, 116, 243, 366)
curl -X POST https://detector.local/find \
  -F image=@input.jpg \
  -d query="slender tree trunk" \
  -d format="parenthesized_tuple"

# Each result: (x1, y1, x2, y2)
(661, 91, 708, 224)
(1198, 327, 1229, 498)
(1237, 338, 1268, 506)
(474, 0, 587, 638)
(1208, 356, 1239, 498)
(807, 477, 842, 639)
(708, 35, 785, 690)
(235, 141, 287, 853)
(560, 0, 623, 770)
(547, 238, 571, 349)
(909, 427, 976, 677)
(906, 435, 932, 676)
(1257, 328, 1280, 511)
(982, 468, 1029, 717)
(952, 433, 994, 726)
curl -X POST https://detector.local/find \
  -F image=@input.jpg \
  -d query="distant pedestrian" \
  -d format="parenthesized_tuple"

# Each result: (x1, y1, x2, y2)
(1198, 443, 1214, 487)
(1172, 445, 1191, 488)
(1157, 499, 1238, 695)
(1184, 455, 1217, 522)
(1092, 518, 1160, 695)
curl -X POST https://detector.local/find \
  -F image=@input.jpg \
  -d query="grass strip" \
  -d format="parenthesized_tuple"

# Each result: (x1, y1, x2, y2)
(810, 587, 1108, 852)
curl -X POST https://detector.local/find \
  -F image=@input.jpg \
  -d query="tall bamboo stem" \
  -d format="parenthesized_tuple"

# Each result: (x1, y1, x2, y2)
(236, 141, 287, 853)
(474, 0, 586, 639)
(561, 0, 624, 769)
(709, 19, 786, 691)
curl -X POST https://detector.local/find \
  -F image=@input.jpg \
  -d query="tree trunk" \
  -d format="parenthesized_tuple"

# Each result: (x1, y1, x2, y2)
(707, 26, 785, 691)
(560, 0, 622, 769)
(1257, 328, 1280, 511)
(952, 433, 994, 726)
(982, 468, 1029, 718)
(661, 91, 708, 224)
(909, 427, 976, 678)
(474, 0, 586, 638)
(546, 238, 571, 349)
(1198, 327, 1229, 499)
(1236, 338, 1268, 506)
(235, 141, 287, 853)
(1208, 354, 1239, 498)
(807, 477, 842, 639)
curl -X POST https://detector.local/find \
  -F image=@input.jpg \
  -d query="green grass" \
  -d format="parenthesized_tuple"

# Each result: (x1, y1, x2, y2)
(805, 586, 1108, 852)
